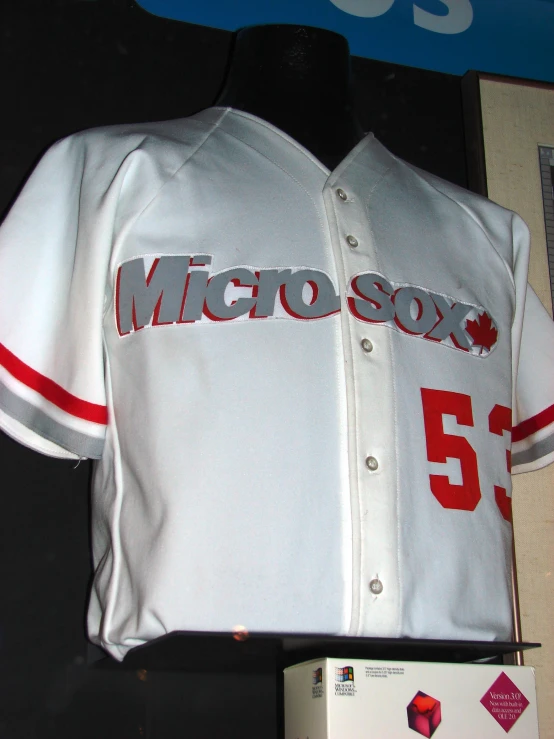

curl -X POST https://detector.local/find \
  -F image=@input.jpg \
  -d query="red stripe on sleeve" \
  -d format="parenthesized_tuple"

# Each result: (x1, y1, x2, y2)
(0, 343, 108, 425)
(512, 404, 554, 443)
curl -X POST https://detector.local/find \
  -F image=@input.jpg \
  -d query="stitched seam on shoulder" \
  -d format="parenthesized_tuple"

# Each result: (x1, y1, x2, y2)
(128, 110, 227, 222)
(215, 126, 329, 249)
(227, 109, 330, 173)
(366, 166, 392, 198)
(402, 162, 516, 293)
(102, 112, 227, 322)
(362, 167, 392, 272)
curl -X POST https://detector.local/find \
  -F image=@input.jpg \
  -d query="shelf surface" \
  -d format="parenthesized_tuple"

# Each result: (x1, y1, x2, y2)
(119, 631, 540, 672)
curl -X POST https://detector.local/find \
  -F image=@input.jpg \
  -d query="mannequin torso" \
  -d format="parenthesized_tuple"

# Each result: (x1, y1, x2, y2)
(215, 24, 365, 170)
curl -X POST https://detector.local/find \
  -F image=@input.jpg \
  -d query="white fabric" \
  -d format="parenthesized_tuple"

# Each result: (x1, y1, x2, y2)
(0, 107, 553, 660)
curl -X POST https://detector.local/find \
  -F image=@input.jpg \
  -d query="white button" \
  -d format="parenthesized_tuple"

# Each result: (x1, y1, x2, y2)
(336, 188, 348, 201)
(365, 456, 379, 471)
(361, 338, 373, 353)
(346, 234, 358, 247)
(369, 578, 383, 595)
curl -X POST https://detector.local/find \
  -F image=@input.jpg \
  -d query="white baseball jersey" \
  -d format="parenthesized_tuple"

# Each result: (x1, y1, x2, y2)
(0, 108, 553, 661)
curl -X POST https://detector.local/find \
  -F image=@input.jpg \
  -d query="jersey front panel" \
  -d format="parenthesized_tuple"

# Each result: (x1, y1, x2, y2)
(94, 115, 353, 654)
(331, 154, 516, 640)
(1, 107, 553, 660)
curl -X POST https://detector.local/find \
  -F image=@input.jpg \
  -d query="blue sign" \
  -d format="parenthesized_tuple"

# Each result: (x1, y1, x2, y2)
(136, 0, 554, 82)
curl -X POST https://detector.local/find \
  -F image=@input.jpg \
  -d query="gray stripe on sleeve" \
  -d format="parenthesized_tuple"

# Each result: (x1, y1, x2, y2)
(0, 381, 105, 459)
(512, 432, 554, 469)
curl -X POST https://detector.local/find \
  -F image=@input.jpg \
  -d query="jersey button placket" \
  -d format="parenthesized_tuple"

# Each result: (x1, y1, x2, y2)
(329, 175, 396, 635)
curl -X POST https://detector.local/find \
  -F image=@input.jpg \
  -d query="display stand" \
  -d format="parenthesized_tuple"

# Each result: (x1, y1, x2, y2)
(118, 632, 540, 738)
(122, 631, 540, 671)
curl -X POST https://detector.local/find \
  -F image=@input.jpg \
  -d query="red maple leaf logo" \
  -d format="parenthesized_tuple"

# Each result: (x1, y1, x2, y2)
(465, 312, 498, 354)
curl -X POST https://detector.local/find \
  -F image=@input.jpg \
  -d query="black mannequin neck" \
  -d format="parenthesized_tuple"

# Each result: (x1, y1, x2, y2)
(215, 25, 365, 170)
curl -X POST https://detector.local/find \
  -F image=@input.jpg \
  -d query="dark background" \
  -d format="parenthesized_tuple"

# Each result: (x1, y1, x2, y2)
(0, 1, 468, 736)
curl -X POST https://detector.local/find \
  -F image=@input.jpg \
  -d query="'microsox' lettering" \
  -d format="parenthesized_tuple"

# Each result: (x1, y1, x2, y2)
(115, 255, 499, 357)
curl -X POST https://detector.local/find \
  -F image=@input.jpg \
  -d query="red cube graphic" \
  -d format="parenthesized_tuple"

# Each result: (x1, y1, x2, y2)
(407, 691, 442, 737)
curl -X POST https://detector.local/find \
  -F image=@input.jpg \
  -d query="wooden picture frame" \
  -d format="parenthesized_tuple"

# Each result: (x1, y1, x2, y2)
(463, 71, 554, 737)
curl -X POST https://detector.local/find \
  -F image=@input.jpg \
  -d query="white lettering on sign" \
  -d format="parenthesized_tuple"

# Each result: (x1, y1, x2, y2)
(328, 0, 474, 34)
(327, 0, 394, 18)
(414, 0, 473, 34)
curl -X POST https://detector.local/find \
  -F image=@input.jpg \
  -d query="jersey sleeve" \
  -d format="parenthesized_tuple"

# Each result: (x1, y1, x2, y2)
(0, 135, 108, 460)
(511, 283, 554, 473)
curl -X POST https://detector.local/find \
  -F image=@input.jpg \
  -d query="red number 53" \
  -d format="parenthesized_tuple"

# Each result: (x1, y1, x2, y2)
(420, 388, 512, 521)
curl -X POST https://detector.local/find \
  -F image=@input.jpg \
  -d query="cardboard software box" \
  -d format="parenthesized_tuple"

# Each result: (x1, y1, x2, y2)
(284, 658, 539, 738)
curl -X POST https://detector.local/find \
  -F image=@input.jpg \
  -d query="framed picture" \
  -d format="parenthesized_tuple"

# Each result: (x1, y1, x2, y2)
(463, 71, 554, 735)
